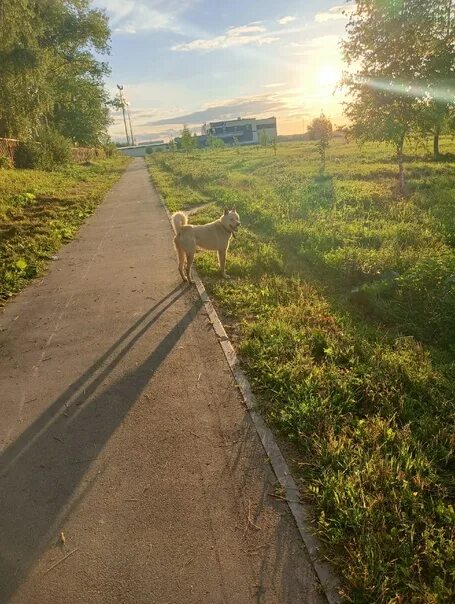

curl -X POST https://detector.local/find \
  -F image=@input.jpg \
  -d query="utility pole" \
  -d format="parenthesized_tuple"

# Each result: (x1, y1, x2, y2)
(126, 102, 135, 146)
(117, 84, 130, 146)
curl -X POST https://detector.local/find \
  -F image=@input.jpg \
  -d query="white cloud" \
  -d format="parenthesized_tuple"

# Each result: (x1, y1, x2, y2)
(172, 23, 280, 51)
(93, 0, 197, 34)
(314, 4, 354, 23)
(228, 24, 267, 35)
(264, 82, 286, 88)
(278, 16, 296, 25)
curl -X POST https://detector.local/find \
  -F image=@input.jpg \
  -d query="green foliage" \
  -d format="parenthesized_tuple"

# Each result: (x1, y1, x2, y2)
(14, 129, 71, 170)
(0, 155, 129, 301)
(147, 139, 455, 602)
(38, 128, 72, 170)
(53, 76, 111, 146)
(0, 0, 111, 145)
(181, 124, 195, 153)
(14, 141, 44, 169)
(307, 113, 333, 172)
(342, 0, 455, 189)
(259, 129, 269, 148)
(212, 136, 225, 149)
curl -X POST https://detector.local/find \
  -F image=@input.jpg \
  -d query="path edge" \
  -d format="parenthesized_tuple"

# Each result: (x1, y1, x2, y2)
(149, 168, 343, 604)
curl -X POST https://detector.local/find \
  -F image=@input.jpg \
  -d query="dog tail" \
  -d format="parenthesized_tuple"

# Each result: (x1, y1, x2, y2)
(171, 211, 188, 235)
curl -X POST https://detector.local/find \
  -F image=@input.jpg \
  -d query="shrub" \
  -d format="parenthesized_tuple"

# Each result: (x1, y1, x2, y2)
(38, 129, 71, 169)
(14, 131, 72, 170)
(14, 140, 44, 169)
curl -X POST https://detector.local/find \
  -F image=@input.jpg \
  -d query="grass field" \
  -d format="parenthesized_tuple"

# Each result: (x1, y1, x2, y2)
(0, 155, 129, 303)
(148, 139, 455, 603)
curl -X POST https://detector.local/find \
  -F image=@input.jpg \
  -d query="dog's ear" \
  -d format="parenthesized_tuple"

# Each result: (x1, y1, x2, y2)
(224, 207, 229, 215)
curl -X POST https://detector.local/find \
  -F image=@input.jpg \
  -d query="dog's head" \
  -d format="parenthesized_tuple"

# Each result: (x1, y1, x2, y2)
(222, 207, 241, 236)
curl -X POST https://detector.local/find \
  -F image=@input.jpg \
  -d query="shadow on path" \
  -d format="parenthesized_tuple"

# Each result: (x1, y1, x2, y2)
(0, 284, 199, 601)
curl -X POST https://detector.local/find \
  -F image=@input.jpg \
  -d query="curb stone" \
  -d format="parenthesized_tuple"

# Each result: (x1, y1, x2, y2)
(150, 168, 342, 604)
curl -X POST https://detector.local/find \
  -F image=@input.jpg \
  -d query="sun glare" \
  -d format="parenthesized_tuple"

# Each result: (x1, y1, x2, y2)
(316, 65, 340, 88)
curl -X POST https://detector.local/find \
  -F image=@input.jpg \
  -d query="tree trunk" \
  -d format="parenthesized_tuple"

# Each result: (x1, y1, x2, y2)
(433, 126, 441, 160)
(397, 141, 406, 196)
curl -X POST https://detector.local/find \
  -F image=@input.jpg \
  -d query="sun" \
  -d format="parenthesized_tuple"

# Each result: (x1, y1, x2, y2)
(316, 65, 340, 88)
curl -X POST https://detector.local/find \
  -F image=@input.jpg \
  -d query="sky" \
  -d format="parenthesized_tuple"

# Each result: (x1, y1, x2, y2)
(92, 0, 354, 142)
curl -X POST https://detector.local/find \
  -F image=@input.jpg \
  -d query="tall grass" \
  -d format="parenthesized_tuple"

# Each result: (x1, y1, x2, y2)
(0, 156, 129, 302)
(148, 139, 455, 603)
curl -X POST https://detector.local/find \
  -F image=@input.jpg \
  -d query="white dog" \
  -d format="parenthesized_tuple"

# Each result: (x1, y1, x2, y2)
(171, 208, 241, 283)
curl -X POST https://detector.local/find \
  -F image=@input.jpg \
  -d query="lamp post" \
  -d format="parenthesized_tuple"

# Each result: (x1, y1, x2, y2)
(116, 84, 130, 146)
(126, 101, 135, 146)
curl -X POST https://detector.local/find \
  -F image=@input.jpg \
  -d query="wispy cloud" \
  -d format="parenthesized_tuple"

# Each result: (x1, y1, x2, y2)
(290, 34, 341, 54)
(172, 23, 280, 51)
(264, 82, 286, 88)
(94, 0, 198, 34)
(314, 4, 354, 23)
(144, 93, 285, 126)
(278, 16, 296, 25)
(228, 24, 267, 35)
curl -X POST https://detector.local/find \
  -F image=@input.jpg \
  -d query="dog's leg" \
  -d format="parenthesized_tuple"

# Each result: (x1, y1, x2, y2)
(186, 252, 194, 284)
(218, 249, 230, 279)
(175, 237, 187, 282)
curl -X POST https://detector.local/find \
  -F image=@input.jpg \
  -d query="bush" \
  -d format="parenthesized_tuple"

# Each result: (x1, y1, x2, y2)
(39, 129, 71, 169)
(14, 130, 72, 170)
(14, 140, 44, 169)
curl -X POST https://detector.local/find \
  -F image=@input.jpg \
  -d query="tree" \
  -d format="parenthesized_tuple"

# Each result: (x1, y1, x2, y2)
(53, 76, 111, 146)
(341, 1, 429, 192)
(0, 0, 111, 145)
(0, 0, 44, 138)
(416, 2, 455, 158)
(307, 113, 333, 172)
(342, 0, 455, 192)
(181, 125, 194, 152)
(259, 130, 269, 148)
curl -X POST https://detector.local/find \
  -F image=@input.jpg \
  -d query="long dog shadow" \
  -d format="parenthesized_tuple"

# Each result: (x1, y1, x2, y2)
(0, 284, 199, 601)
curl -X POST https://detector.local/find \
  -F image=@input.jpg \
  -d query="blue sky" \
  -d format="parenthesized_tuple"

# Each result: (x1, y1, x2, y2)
(93, 1, 353, 141)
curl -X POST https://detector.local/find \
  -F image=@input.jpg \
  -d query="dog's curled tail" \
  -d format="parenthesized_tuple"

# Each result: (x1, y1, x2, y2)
(171, 211, 188, 235)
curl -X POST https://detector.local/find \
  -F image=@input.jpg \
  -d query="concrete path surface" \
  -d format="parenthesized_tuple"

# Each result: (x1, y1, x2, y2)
(0, 159, 324, 603)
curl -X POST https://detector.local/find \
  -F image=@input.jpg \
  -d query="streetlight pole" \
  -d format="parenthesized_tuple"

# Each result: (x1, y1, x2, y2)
(126, 102, 135, 146)
(116, 84, 130, 146)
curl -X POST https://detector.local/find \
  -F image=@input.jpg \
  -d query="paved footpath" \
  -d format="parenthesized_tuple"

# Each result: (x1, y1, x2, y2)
(0, 159, 324, 604)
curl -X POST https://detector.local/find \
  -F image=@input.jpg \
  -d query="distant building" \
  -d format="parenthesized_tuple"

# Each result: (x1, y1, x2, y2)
(208, 117, 277, 146)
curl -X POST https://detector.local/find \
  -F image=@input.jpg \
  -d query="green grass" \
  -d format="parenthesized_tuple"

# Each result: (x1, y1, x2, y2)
(148, 139, 455, 603)
(0, 156, 129, 302)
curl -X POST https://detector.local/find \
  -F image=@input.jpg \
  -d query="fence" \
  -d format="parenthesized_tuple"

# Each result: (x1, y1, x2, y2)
(70, 147, 106, 163)
(0, 138, 20, 163)
(0, 138, 106, 165)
